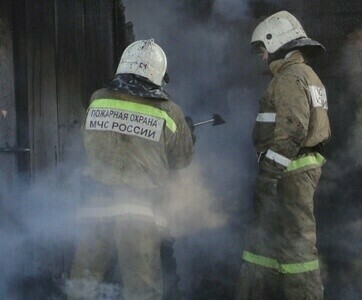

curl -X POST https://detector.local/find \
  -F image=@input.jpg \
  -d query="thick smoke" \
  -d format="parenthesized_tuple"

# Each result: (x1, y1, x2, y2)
(342, 29, 362, 166)
(213, 0, 251, 22)
(317, 27, 362, 299)
(2, 1, 260, 297)
(122, 0, 263, 297)
(0, 145, 84, 299)
(4, 1, 360, 299)
(122, 2, 362, 298)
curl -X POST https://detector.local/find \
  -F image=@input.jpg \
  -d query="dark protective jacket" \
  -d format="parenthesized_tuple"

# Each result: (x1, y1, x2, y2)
(83, 86, 193, 190)
(253, 51, 330, 174)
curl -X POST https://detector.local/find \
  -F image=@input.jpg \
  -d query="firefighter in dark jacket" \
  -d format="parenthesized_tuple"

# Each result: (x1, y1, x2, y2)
(236, 11, 330, 299)
(68, 39, 193, 300)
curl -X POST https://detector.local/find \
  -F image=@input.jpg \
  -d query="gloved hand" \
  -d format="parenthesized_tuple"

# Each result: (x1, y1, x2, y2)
(185, 116, 194, 133)
(259, 158, 284, 180)
(255, 168, 279, 197)
(185, 116, 197, 144)
(255, 158, 284, 199)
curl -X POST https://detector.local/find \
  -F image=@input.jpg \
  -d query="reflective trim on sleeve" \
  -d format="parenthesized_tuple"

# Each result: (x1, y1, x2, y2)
(256, 113, 276, 123)
(286, 153, 326, 172)
(90, 99, 177, 133)
(243, 251, 319, 274)
(265, 149, 291, 167)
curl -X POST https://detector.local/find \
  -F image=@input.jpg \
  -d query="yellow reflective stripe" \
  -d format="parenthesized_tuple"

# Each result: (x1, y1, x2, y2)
(243, 251, 319, 274)
(286, 153, 326, 172)
(89, 99, 177, 133)
(243, 251, 279, 270)
(280, 260, 319, 274)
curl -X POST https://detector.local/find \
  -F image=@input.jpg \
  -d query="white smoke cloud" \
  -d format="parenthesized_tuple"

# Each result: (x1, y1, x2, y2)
(122, 0, 258, 296)
(165, 164, 228, 237)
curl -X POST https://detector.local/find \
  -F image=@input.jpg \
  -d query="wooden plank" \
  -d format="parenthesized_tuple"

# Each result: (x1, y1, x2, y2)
(84, 0, 115, 101)
(0, 0, 17, 203)
(26, 0, 59, 182)
(12, 0, 30, 177)
(55, 0, 86, 162)
(54, 0, 88, 277)
(113, 0, 135, 68)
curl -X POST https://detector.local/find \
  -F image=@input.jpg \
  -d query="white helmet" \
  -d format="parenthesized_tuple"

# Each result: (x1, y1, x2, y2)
(251, 11, 307, 54)
(116, 39, 167, 86)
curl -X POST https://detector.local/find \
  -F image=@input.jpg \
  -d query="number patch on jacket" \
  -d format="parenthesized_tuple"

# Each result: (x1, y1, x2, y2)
(309, 86, 328, 109)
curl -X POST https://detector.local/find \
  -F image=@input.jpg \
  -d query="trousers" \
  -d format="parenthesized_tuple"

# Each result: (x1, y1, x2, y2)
(68, 218, 162, 300)
(236, 168, 323, 299)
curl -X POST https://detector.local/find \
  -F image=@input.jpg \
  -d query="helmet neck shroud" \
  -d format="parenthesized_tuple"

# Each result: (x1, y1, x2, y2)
(267, 37, 326, 64)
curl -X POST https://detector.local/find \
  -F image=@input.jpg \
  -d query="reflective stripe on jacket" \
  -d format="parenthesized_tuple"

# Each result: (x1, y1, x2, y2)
(83, 88, 193, 189)
(243, 251, 319, 274)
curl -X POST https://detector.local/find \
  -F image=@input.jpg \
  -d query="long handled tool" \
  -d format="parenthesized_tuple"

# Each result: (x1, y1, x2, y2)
(193, 114, 225, 127)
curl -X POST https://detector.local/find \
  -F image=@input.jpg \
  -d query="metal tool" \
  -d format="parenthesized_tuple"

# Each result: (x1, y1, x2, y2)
(194, 114, 225, 127)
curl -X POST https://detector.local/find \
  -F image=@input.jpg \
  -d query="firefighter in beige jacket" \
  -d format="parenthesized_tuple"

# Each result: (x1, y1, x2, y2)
(236, 12, 330, 299)
(68, 40, 193, 300)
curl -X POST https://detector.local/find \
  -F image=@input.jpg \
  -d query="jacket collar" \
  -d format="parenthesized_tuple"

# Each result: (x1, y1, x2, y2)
(269, 50, 305, 75)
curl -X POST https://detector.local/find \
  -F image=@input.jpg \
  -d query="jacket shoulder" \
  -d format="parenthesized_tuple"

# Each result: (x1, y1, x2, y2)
(157, 99, 185, 121)
(279, 63, 322, 87)
(89, 88, 185, 120)
(89, 88, 111, 102)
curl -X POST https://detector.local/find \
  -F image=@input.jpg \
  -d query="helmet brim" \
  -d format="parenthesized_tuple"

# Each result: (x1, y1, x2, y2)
(280, 37, 326, 58)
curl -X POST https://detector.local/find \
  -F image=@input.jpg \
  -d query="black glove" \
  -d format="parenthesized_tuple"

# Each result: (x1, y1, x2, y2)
(185, 116, 194, 133)
(185, 116, 197, 144)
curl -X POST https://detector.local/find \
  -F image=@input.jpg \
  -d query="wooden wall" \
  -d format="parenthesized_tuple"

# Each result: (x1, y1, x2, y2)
(25, 0, 115, 182)
(0, 0, 17, 215)
(1, 0, 135, 185)
(1, 0, 134, 298)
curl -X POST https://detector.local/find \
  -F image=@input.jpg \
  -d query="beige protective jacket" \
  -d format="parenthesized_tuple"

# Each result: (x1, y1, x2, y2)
(253, 51, 331, 171)
(83, 88, 193, 190)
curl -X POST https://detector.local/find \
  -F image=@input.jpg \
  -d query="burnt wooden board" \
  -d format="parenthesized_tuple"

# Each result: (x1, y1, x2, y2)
(0, 0, 17, 204)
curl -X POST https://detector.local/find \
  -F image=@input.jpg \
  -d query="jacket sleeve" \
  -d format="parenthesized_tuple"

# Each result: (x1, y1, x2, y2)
(165, 106, 194, 170)
(262, 74, 310, 173)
